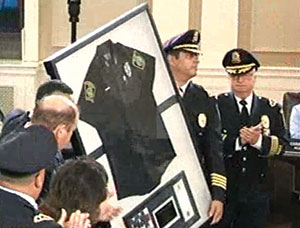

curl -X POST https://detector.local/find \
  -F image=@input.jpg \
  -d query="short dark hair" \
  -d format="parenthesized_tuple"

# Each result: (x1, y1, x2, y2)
(35, 80, 73, 103)
(40, 157, 108, 224)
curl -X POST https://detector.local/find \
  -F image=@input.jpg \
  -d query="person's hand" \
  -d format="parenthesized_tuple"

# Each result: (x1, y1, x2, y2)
(240, 124, 261, 145)
(98, 199, 122, 222)
(208, 200, 223, 225)
(57, 208, 91, 228)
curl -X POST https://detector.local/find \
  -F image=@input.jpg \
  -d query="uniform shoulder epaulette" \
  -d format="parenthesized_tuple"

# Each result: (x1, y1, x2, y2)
(33, 213, 54, 223)
(192, 83, 204, 91)
(191, 83, 209, 97)
(258, 96, 281, 109)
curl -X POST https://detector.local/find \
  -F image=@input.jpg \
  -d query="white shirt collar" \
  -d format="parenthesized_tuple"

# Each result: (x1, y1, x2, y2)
(178, 80, 191, 97)
(0, 185, 38, 210)
(235, 93, 253, 114)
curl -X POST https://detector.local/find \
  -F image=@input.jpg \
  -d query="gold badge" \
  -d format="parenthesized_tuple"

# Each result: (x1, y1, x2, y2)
(84, 81, 96, 103)
(231, 51, 241, 64)
(261, 115, 270, 129)
(192, 31, 199, 43)
(34, 213, 54, 223)
(261, 115, 270, 136)
(198, 113, 207, 128)
(132, 51, 145, 70)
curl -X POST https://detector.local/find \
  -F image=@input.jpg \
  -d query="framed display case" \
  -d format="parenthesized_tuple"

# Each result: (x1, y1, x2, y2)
(44, 4, 211, 227)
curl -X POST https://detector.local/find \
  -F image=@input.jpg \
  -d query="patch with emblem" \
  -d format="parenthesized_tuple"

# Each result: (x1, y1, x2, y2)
(132, 51, 145, 70)
(269, 99, 277, 107)
(34, 213, 54, 223)
(83, 81, 96, 103)
(231, 51, 241, 64)
(123, 62, 132, 77)
(198, 113, 207, 128)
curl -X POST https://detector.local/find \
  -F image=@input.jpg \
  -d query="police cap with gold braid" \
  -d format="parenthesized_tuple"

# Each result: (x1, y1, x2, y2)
(222, 48, 260, 75)
(163, 29, 201, 54)
(0, 124, 57, 176)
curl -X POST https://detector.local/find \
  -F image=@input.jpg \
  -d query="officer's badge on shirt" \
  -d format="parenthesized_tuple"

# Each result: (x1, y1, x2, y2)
(261, 115, 270, 136)
(84, 81, 96, 103)
(33, 213, 54, 223)
(198, 113, 207, 128)
(132, 51, 145, 70)
(231, 51, 241, 64)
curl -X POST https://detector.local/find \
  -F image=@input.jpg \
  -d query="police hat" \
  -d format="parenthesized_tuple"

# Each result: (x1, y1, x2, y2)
(0, 125, 57, 175)
(222, 48, 260, 75)
(163, 29, 201, 54)
(1, 109, 30, 139)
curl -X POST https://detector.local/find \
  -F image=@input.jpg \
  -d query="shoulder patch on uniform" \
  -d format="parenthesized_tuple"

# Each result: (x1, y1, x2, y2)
(132, 50, 145, 70)
(83, 81, 96, 103)
(268, 98, 277, 107)
(33, 213, 54, 223)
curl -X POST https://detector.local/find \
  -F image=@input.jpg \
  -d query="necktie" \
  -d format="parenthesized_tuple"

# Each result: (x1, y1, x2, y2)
(240, 100, 250, 127)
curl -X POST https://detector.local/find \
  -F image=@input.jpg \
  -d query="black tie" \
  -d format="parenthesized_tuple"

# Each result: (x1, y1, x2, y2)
(240, 100, 250, 127)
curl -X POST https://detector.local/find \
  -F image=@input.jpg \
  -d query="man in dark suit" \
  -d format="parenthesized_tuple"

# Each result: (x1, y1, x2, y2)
(164, 29, 226, 226)
(78, 40, 175, 199)
(216, 48, 286, 228)
(0, 124, 90, 227)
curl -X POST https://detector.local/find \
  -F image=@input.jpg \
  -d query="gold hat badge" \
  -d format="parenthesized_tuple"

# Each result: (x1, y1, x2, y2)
(231, 51, 241, 64)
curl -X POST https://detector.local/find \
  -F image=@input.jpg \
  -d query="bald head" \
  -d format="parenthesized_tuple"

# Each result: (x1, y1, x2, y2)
(31, 95, 79, 149)
(38, 94, 77, 114)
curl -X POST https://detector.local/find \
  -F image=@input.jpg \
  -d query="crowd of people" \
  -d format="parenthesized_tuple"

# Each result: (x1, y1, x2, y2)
(0, 28, 295, 228)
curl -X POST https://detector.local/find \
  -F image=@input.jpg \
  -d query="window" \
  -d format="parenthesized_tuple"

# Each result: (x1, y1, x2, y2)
(0, 0, 24, 59)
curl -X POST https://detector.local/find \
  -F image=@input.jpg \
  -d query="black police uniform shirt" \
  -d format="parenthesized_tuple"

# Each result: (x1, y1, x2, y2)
(180, 82, 226, 202)
(78, 39, 175, 199)
(217, 92, 286, 200)
(0, 187, 61, 228)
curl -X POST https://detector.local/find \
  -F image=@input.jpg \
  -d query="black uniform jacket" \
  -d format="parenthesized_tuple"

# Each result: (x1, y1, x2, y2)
(181, 82, 226, 202)
(217, 92, 286, 200)
(78, 40, 175, 199)
(0, 188, 61, 228)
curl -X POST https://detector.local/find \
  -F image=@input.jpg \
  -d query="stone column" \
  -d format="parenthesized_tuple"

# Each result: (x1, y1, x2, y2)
(200, 0, 239, 68)
(23, 1, 39, 62)
(151, 0, 189, 43)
